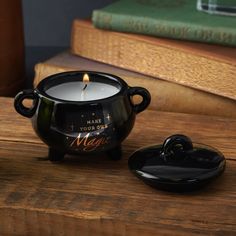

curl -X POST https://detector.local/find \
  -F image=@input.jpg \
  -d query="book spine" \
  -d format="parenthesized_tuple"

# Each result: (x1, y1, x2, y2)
(34, 62, 236, 118)
(92, 10, 236, 47)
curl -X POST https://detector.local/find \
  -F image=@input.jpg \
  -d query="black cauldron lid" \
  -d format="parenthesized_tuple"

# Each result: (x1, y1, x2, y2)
(128, 134, 226, 192)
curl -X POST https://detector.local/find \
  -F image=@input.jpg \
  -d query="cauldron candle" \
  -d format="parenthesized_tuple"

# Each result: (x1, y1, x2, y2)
(14, 71, 151, 162)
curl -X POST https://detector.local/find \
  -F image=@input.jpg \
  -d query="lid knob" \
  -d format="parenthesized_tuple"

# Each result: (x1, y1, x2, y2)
(162, 134, 193, 157)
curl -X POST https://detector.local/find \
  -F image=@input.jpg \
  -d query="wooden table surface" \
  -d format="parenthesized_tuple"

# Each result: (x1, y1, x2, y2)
(0, 97, 236, 235)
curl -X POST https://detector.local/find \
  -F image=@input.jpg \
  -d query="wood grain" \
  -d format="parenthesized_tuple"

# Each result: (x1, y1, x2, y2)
(71, 20, 236, 100)
(0, 97, 236, 235)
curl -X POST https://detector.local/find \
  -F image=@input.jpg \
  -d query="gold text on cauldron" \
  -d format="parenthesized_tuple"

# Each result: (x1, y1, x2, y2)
(70, 133, 109, 151)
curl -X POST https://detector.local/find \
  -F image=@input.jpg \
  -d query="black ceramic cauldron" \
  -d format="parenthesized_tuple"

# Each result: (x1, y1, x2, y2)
(14, 71, 151, 161)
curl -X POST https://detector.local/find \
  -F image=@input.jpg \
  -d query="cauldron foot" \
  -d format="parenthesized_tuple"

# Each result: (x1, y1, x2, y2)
(48, 148, 65, 162)
(107, 146, 122, 160)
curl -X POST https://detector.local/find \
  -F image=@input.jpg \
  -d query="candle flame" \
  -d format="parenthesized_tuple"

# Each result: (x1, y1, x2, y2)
(83, 73, 90, 84)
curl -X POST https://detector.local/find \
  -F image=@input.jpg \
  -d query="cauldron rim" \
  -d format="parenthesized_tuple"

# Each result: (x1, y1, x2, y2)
(36, 70, 128, 104)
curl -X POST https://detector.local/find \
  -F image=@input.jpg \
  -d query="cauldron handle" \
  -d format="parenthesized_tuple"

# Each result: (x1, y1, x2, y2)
(14, 89, 39, 118)
(128, 87, 151, 114)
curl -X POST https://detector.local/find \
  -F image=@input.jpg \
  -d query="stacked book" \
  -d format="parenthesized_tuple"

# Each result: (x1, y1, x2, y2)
(34, 0, 236, 118)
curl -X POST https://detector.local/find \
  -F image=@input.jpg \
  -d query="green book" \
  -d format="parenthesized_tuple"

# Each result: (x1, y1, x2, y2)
(92, 0, 236, 46)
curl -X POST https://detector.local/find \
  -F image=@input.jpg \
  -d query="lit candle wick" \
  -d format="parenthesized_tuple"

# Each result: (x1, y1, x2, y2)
(82, 73, 90, 91)
(82, 84, 88, 90)
(81, 73, 90, 101)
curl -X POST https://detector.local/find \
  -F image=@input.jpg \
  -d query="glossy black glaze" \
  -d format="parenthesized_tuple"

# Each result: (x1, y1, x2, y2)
(14, 71, 151, 161)
(128, 134, 226, 192)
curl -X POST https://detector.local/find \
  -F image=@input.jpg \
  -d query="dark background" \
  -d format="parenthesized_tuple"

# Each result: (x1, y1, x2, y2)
(22, 0, 114, 80)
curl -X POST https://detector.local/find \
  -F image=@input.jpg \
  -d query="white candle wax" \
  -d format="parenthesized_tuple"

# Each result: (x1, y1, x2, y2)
(46, 81, 120, 101)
